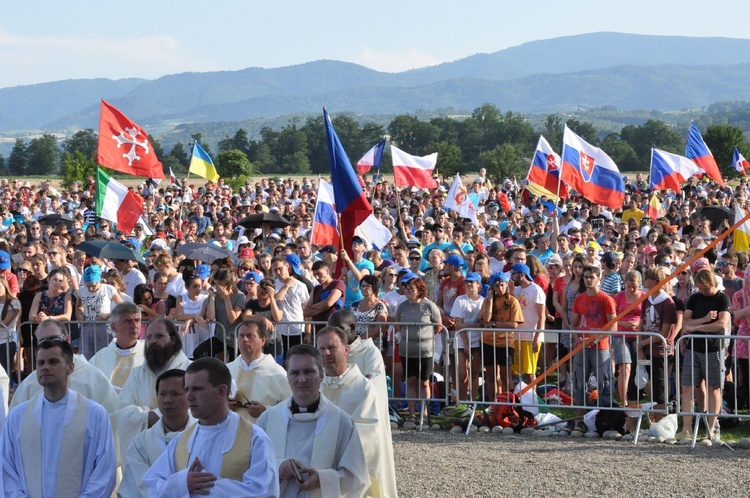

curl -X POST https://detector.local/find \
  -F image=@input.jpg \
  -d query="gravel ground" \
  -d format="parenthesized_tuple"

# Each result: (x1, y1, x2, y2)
(392, 429, 750, 497)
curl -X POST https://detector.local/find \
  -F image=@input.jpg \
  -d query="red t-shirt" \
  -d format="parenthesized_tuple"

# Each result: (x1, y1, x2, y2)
(534, 274, 549, 294)
(438, 276, 466, 314)
(572, 290, 616, 349)
(552, 276, 566, 319)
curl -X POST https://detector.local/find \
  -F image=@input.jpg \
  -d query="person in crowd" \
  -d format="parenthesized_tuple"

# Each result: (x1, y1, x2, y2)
(89, 301, 145, 390)
(226, 320, 291, 422)
(271, 255, 310, 358)
(256, 345, 368, 498)
(612, 270, 643, 408)
(511, 263, 545, 384)
(451, 272, 484, 402)
(0, 336, 116, 496)
(303, 260, 345, 335)
(121, 369, 196, 497)
(351, 274, 388, 349)
(570, 265, 617, 432)
(678, 269, 731, 441)
(394, 273, 441, 423)
(144, 358, 279, 497)
(342, 236, 375, 309)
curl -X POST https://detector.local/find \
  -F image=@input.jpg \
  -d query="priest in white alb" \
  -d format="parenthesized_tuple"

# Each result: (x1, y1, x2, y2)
(116, 318, 191, 462)
(227, 319, 291, 422)
(318, 326, 398, 498)
(120, 369, 196, 498)
(0, 337, 116, 497)
(90, 302, 145, 391)
(10, 319, 119, 416)
(143, 358, 279, 497)
(256, 344, 368, 498)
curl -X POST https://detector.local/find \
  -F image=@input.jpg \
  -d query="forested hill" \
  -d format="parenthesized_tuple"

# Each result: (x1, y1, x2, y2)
(2, 32, 750, 133)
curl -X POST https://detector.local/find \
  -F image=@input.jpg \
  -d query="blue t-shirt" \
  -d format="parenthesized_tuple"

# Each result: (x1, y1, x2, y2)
(344, 259, 375, 308)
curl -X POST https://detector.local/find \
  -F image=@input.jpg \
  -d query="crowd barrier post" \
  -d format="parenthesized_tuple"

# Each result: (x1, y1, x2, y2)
(454, 327, 669, 441)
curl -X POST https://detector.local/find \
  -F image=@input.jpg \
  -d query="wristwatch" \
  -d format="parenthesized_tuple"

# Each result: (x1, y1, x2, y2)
(492, 321, 496, 328)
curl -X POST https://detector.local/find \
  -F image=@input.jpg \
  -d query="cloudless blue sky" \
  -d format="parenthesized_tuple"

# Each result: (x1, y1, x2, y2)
(1, 0, 747, 88)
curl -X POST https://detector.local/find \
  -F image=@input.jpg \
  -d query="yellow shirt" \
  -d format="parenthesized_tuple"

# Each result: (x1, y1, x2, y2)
(621, 208, 644, 224)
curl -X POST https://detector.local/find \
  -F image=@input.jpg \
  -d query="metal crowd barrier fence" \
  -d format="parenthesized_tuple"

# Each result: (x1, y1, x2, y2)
(452, 328, 670, 442)
(675, 333, 750, 448)
(0, 324, 12, 394)
(251, 319, 450, 430)
(18, 319, 229, 368)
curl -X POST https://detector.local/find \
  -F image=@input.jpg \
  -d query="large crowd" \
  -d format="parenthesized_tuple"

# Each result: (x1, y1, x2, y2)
(0, 169, 746, 496)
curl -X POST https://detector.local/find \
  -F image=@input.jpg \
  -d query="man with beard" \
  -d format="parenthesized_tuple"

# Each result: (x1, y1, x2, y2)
(116, 318, 191, 463)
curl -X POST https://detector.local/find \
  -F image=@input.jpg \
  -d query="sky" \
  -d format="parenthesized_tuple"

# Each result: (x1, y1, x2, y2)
(1, 0, 748, 89)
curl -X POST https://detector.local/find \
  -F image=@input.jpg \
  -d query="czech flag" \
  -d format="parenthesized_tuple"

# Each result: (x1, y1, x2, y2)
(310, 179, 338, 247)
(560, 126, 625, 209)
(685, 122, 725, 186)
(391, 145, 438, 189)
(356, 140, 386, 175)
(528, 135, 568, 199)
(733, 148, 750, 176)
(646, 192, 661, 222)
(323, 108, 372, 263)
(649, 148, 701, 191)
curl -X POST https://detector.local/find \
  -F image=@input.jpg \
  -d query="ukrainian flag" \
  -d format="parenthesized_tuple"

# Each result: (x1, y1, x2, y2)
(189, 142, 219, 182)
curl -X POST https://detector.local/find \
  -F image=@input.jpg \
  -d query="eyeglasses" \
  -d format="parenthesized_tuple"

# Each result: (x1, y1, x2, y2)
(409, 256, 421, 261)
(360, 284, 372, 290)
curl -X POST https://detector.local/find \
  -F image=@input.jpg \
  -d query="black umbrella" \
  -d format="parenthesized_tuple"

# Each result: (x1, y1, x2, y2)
(237, 212, 290, 229)
(699, 206, 732, 231)
(76, 240, 146, 264)
(38, 214, 74, 228)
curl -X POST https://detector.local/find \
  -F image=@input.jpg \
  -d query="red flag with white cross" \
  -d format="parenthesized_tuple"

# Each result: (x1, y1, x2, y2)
(97, 100, 165, 179)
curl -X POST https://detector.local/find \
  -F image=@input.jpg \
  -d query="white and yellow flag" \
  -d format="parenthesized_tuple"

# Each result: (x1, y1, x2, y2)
(443, 174, 478, 226)
(734, 204, 750, 252)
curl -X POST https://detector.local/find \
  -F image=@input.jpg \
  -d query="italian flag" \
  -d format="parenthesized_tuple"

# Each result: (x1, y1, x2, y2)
(95, 167, 144, 234)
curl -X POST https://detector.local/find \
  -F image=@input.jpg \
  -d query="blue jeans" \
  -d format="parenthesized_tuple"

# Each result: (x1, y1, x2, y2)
(573, 348, 613, 406)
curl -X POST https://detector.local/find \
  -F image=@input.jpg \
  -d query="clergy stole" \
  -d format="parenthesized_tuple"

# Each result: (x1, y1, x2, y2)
(174, 417, 253, 480)
(20, 393, 88, 498)
(110, 354, 135, 389)
(235, 368, 257, 422)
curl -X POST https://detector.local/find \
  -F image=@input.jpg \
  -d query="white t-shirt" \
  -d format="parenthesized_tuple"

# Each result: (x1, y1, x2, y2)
(78, 283, 119, 321)
(450, 294, 483, 348)
(275, 279, 310, 336)
(513, 282, 545, 342)
(123, 269, 147, 297)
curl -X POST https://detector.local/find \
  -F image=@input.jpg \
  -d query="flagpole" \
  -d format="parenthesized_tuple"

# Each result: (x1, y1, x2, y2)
(649, 147, 654, 192)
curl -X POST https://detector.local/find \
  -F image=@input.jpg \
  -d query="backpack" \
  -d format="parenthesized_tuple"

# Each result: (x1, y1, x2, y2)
(490, 392, 537, 431)
(595, 406, 627, 434)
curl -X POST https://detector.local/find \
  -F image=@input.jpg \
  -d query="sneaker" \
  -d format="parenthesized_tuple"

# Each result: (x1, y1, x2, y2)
(574, 421, 588, 433)
(711, 426, 721, 443)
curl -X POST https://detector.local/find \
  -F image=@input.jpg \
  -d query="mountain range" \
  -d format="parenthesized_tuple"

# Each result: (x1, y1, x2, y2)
(2, 32, 750, 135)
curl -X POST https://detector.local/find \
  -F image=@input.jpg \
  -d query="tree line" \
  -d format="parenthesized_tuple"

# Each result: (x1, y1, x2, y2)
(1, 103, 748, 187)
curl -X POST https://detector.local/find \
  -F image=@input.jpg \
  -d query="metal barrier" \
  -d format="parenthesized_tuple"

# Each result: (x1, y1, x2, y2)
(240, 319, 450, 430)
(675, 333, 749, 448)
(452, 328, 670, 441)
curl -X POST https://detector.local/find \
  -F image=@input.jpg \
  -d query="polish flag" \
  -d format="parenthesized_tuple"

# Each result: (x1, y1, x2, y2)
(391, 145, 438, 189)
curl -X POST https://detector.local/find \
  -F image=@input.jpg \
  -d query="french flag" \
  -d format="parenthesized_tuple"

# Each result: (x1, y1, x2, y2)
(528, 135, 568, 199)
(685, 122, 725, 186)
(356, 140, 386, 175)
(310, 179, 338, 247)
(391, 145, 438, 189)
(733, 148, 750, 176)
(649, 148, 701, 191)
(560, 125, 625, 209)
(324, 108, 372, 268)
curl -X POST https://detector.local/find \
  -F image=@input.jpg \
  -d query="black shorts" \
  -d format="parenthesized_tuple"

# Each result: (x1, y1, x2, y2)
(482, 343, 515, 367)
(400, 355, 433, 381)
(281, 335, 303, 359)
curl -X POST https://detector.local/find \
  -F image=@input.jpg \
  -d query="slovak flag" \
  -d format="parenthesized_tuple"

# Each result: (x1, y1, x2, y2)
(560, 126, 625, 209)
(356, 140, 386, 175)
(528, 135, 568, 199)
(391, 145, 438, 189)
(310, 179, 338, 247)
(733, 148, 750, 176)
(685, 122, 725, 186)
(649, 148, 701, 191)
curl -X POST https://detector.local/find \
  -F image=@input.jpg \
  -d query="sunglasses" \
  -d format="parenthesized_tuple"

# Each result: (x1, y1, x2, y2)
(409, 257, 421, 261)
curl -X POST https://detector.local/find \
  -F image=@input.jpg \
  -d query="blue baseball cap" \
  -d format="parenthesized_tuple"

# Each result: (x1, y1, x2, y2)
(245, 271, 263, 283)
(511, 263, 533, 282)
(489, 272, 510, 286)
(195, 264, 211, 280)
(83, 265, 102, 283)
(285, 254, 302, 275)
(464, 272, 482, 283)
(400, 271, 419, 285)
(0, 251, 9, 270)
(443, 254, 464, 268)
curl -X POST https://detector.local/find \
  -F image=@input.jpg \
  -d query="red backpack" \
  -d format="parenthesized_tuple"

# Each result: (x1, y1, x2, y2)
(490, 392, 537, 431)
